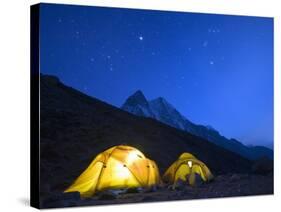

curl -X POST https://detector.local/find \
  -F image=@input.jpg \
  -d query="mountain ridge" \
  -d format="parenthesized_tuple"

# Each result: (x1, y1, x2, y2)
(121, 90, 273, 160)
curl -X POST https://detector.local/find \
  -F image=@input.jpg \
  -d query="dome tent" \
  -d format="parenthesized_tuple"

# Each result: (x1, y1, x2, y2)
(163, 153, 213, 187)
(64, 145, 161, 197)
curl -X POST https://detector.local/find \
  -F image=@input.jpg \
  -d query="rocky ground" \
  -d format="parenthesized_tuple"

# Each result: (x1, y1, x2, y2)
(41, 173, 273, 208)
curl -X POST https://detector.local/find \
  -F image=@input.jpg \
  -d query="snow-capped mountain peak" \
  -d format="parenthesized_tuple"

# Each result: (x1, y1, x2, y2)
(122, 92, 192, 131)
(121, 90, 155, 118)
(123, 90, 148, 107)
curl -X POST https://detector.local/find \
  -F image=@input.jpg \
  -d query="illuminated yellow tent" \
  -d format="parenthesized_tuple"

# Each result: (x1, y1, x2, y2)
(65, 145, 161, 197)
(163, 153, 213, 187)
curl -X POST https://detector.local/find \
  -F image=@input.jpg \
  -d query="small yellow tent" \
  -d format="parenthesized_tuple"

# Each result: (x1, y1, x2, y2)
(163, 153, 213, 187)
(65, 145, 161, 197)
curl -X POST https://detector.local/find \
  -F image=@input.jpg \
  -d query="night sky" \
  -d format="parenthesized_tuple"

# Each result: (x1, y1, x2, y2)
(40, 4, 273, 148)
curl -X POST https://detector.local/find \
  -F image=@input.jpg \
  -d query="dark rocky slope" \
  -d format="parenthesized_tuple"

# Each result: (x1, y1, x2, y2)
(40, 74, 256, 206)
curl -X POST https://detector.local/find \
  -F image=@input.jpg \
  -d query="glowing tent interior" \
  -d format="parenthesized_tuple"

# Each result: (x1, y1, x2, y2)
(64, 145, 161, 197)
(163, 153, 213, 187)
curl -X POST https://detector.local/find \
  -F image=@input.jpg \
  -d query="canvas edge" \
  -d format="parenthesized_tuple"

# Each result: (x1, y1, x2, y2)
(30, 3, 40, 209)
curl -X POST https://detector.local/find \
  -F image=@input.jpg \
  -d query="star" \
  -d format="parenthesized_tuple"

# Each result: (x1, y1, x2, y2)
(209, 61, 214, 65)
(208, 28, 220, 33)
(58, 18, 62, 23)
(74, 31, 80, 39)
(203, 41, 208, 47)
(107, 55, 111, 59)
(139, 36, 144, 41)
(90, 58, 95, 62)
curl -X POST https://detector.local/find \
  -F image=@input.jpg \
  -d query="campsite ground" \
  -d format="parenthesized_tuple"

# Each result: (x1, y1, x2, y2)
(41, 173, 273, 208)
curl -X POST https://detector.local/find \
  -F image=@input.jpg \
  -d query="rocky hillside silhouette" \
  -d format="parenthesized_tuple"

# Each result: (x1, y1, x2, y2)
(40, 74, 254, 202)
